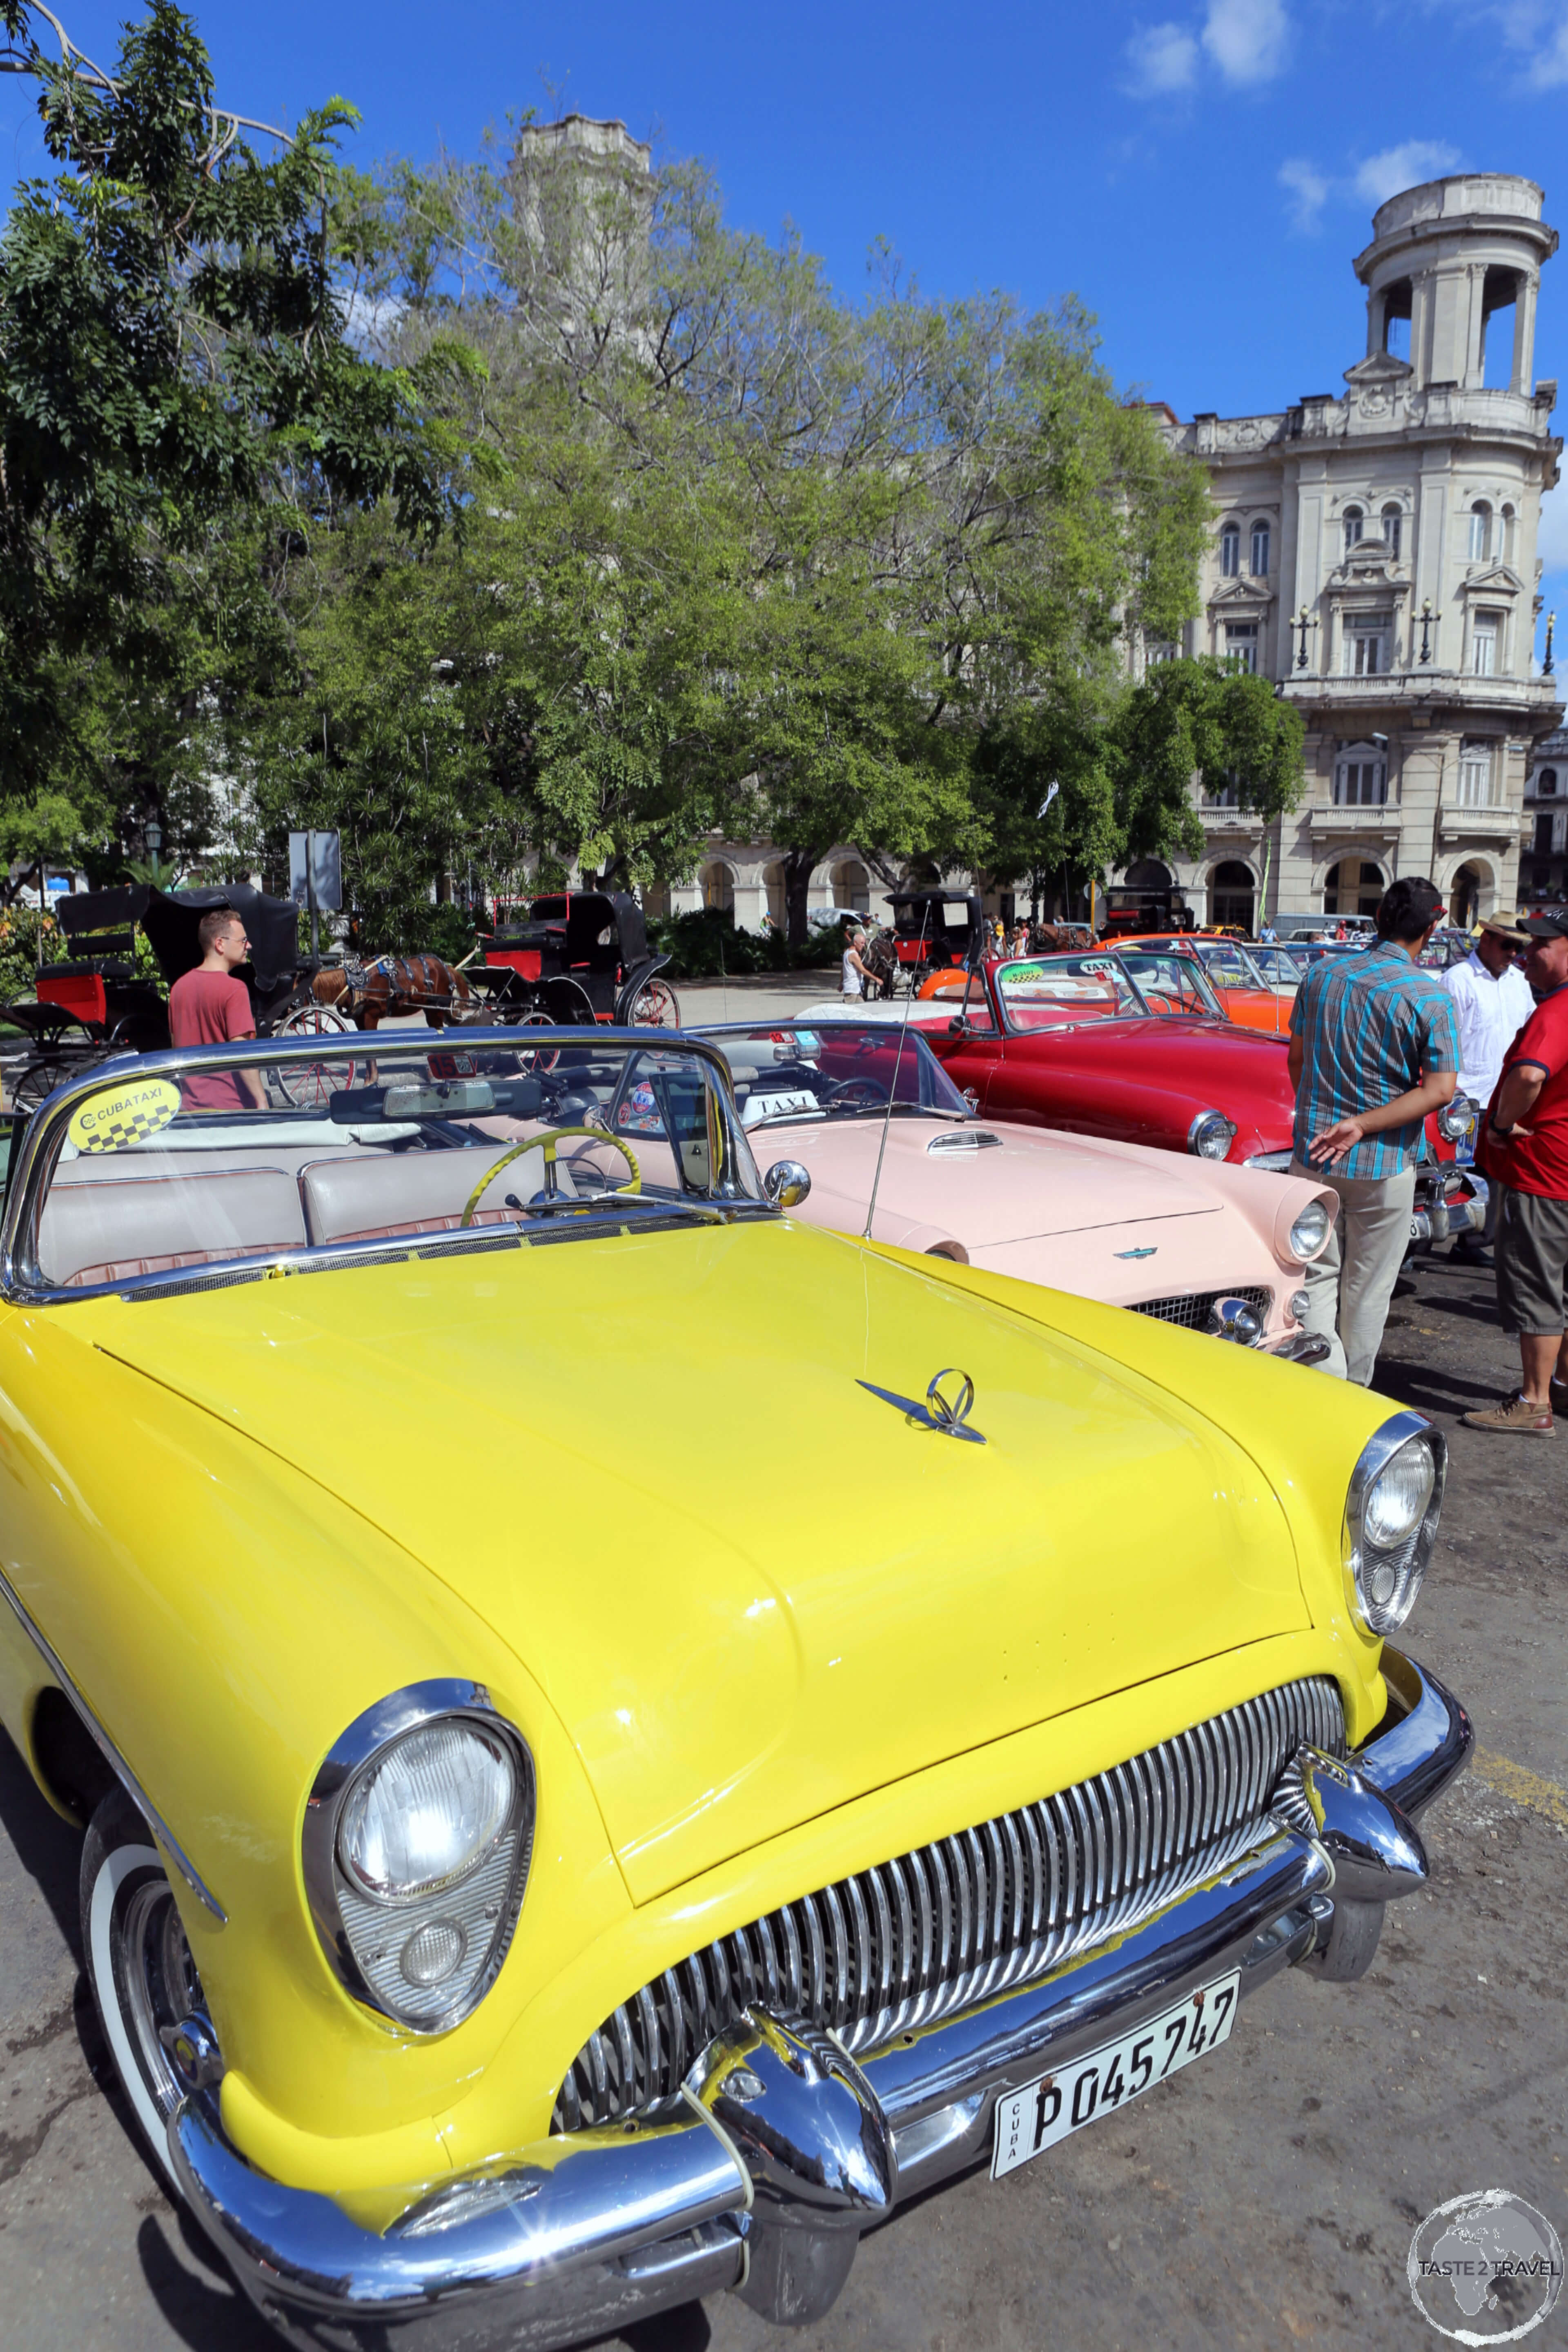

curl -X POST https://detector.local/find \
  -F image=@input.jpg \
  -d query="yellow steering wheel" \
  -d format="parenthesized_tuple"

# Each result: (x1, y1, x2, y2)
(461, 1126, 641, 1227)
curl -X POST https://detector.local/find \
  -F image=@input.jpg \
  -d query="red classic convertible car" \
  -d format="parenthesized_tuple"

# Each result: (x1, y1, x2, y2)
(914, 949, 1299, 1167)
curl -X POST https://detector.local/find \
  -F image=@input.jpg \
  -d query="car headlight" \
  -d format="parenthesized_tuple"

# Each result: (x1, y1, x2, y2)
(1288, 1200, 1332, 1262)
(1436, 1094, 1478, 1143)
(1342, 1414, 1446, 1635)
(1187, 1109, 1238, 1160)
(305, 1682, 535, 2033)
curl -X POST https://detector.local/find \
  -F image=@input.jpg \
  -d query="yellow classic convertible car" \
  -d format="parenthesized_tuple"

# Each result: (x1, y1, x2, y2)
(0, 1029, 1469, 2348)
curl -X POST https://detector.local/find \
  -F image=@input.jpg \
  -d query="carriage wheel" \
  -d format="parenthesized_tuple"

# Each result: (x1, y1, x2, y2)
(10, 1057, 67, 1115)
(512, 1013, 559, 1075)
(630, 978, 681, 1029)
(268, 1004, 363, 1111)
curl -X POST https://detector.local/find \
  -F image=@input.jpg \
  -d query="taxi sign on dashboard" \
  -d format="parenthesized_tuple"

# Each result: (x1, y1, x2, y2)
(66, 1075, 181, 1154)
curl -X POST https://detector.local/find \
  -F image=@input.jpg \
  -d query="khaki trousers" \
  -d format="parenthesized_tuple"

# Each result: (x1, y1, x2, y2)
(1289, 1160, 1417, 1385)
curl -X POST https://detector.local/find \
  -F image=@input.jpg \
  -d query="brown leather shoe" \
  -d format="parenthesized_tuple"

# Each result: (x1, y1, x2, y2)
(1461, 1393, 1555, 1435)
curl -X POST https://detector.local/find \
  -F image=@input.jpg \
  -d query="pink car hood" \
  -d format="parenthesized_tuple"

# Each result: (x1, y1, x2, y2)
(756, 1115, 1316, 1322)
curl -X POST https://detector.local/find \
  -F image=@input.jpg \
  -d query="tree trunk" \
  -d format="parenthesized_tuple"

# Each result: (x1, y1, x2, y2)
(783, 848, 818, 948)
(435, 871, 452, 904)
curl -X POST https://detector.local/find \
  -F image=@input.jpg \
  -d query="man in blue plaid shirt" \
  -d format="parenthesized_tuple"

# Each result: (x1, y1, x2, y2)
(1288, 878, 1460, 1383)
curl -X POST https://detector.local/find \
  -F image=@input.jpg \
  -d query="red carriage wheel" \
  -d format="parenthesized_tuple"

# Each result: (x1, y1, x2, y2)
(629, 978, 680, 1029)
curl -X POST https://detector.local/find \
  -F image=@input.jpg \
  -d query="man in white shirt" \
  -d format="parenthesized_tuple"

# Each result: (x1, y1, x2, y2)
(1441, 915, 1534, 1261)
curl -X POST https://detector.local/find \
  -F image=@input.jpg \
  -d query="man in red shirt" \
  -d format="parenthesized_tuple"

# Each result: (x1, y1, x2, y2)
(167, 910, 268, 1112)
(1463, 909, 1568, 1433)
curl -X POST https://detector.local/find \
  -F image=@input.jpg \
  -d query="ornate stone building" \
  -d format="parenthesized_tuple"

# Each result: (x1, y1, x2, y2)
(1144, 173, 1564, 930)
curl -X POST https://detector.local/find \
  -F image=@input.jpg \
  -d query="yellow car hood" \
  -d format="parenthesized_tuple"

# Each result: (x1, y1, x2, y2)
(87, 1218, 1309, 1903)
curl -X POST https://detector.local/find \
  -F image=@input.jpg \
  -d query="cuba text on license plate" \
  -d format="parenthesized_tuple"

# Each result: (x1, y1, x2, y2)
(991, 1972, 1239, 2180)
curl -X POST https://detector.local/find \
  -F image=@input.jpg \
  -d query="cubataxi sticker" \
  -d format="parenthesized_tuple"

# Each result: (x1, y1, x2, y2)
(66, 1076, 181, 1154)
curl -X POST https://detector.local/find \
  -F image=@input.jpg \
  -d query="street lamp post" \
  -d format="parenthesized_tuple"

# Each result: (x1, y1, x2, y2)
(145, 819, 162, 882)
(1292, 607, 1319, 671)
(1417, 600, 1442, 666)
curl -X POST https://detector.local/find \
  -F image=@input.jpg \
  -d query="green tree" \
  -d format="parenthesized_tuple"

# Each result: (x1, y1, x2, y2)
(1107, 656, 1305, 882)
(0, 0, 465, 886)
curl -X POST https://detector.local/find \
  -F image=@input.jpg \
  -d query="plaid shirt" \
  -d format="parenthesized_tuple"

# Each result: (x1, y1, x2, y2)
(1289, 944, 1459, 1179)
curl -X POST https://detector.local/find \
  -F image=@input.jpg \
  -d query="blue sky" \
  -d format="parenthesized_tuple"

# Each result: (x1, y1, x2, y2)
(5, 0, 1566, 650)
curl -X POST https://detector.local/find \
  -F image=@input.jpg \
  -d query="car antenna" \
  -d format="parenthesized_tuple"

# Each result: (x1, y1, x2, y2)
(863, 896, 931, 1242)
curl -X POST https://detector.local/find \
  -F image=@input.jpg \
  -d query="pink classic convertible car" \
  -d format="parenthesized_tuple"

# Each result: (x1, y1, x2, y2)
(692, 1020, 1338, 1360)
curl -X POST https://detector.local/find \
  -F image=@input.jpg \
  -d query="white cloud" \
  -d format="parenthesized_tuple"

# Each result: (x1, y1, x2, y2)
(1352, 140, 1462, 205)
(1278, 157, 1330, 230)
(1122, 20, 1201, 95)
(1280, 141, 1466, 232)
(1486, 1, 1568, 88)
(1201, 0, 1291, 84)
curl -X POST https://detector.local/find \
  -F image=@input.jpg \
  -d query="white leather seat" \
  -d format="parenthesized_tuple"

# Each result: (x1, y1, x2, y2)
(38, 1168, 308, 1289)
(300, 1142, 564, 1247)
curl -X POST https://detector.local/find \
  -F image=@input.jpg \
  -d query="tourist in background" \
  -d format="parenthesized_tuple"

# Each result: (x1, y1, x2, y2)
(1462, 913, 1568, 1434)
(1288, 878, 1459, 1383)
(1441, 914, 1534, 1264)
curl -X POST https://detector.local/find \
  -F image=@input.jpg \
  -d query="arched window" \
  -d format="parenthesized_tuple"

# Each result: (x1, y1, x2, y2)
(1219, 523, 1241, 578)
(1380, 503, 1402, 561)
(1501, 503, 1517, 563)
(1539, 769, 1559, 797)
(699, 860, 735, 914)
(1343, 506, 1364, 557)
(1210, 861, 1255, 932)
(1468, 501, 1491, 561)
(1250, 520, 1270, 577)
(1324, 860, 1385, 918)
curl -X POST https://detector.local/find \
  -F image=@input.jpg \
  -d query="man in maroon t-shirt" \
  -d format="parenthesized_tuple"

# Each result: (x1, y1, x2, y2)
(167, 910, 268, 1112)
(1463, 910, 1568, 1434)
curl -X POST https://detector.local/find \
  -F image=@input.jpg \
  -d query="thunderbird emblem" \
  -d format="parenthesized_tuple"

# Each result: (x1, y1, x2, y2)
(858, 1368, 985, 1445)
(1114, 1245, 1158, 1259)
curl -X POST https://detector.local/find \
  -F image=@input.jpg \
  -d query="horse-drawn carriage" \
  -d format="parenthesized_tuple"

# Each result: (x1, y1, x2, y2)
(4, 882, 680, 1114)
(4, 882, 323, 1111)
(862, 890, 984, 999)
(470, 891, 679, 1029)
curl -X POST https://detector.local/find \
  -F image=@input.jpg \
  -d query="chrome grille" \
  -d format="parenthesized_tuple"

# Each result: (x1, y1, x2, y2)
(1130, 1284, 1272, 1334)
(552, 1675, 1343, 2132)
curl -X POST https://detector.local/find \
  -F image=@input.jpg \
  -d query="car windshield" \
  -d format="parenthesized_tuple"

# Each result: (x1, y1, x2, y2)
(16, 1033, 765, 1300)
(1139, 936, 1268, 991)
(1247, 944, 1307, 985)
(994, 953, 1145, 1031)
(697, 1022, 971, 1129)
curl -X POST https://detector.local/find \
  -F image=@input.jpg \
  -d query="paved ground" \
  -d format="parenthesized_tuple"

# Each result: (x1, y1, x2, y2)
(2, 1243, 1564, 2351)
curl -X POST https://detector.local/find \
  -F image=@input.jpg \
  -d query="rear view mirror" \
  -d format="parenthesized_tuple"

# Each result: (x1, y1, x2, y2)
(329, 1075, 543, 1125)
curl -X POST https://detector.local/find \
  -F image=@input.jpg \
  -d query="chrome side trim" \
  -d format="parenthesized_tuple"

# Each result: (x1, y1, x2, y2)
(0, 1562, 226, 1923)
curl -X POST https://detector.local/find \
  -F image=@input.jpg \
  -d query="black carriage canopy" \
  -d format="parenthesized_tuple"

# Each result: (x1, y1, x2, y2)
(57, 883, 301, 994)
(489, 891, 650, 969)
(887, 891, 985, 948)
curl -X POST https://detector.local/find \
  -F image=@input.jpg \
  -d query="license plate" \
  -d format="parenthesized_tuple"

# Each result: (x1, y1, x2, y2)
(991, 1973, 1240, 2180)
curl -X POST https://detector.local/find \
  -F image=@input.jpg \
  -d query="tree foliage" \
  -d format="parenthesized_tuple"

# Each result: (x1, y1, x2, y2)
(0, 16, 1238, 937)
(0, 0, 465, 886)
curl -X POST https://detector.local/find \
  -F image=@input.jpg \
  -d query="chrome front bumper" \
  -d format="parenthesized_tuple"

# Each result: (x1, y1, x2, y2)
(170, 1649, 1470, 2352)
(1266, 1329, 1334, 1366)
(1411, 1171, 1488, 1247)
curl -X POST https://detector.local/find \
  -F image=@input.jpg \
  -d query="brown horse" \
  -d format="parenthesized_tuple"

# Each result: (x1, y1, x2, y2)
(312, 954, 476, 1032)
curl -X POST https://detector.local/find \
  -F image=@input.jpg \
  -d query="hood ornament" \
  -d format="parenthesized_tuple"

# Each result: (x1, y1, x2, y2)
(1114, 1245, 1158, 1259)
(858, 1368, 985, 1445)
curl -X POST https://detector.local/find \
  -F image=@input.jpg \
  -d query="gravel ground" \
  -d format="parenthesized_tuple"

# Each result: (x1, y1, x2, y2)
(1, 1241, 1563, 2352)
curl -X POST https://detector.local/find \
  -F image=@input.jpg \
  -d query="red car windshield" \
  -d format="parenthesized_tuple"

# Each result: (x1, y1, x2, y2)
(994, 950, 1222, 1033)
